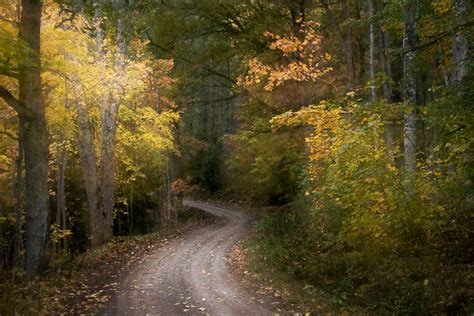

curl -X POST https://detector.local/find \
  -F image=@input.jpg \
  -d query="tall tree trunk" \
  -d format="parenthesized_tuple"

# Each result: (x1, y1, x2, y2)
(0, 0, 50, 276)
(403, 0, 418, 175)
(85, 4, 111, 246)
(0, 0, 48, 277)
(12, 140, 23, 270)
(451, 0, 471, 168)
(208, 59, 216, 143)
(342, 1, 356, 89)
(354, 0, 366, 81)
(98, 92, 119, 242)
(368, 0, 377, 102)
(451, 0, 470, 87)
(379, 29, 393, 100)
(19, 0, 49, 278)
(162, 160, 171, 225)
(55, 144, 67, 249)
(377, 1, 395, 149)
(437, 42, 450, 87)
(55, 80, 70, 251)
(96, 1, 127, 243)
(321, 0, 355, 90)
(72, 82, 101, 247)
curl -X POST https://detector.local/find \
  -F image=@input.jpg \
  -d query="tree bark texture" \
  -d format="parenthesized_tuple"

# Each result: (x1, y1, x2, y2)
(451, 0, 470, 87)
(403, 0, 417, 175)
(321, 0, 356, 90)
(19, 0, 50, 277)
(12, 140, 23, 269)
(368, 0, 377, 102)
(70, 67, 104, 247)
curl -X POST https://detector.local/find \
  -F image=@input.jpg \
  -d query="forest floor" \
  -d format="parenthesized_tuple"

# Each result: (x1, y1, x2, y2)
(0, 206, 215, 315)
(2, 200, 321, 315)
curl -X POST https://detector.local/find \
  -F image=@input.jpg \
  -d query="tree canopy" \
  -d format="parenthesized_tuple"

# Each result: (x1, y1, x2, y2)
(0, 0, 473, 313)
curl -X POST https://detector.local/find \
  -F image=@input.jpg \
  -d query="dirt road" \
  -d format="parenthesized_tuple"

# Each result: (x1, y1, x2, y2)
(104, 200, 273, 316)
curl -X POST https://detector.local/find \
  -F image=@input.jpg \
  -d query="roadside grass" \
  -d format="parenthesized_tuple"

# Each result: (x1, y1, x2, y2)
(240, 233, 356, 315)
(242, 212, 474, 315)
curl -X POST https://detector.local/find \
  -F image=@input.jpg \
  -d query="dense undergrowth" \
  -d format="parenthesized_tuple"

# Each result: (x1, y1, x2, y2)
(249, 202, 472, 314)
(242, 98, 473, 314)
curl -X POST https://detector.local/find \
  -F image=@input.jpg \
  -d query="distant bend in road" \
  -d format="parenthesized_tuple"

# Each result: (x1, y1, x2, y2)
(105, 200, 273, 316)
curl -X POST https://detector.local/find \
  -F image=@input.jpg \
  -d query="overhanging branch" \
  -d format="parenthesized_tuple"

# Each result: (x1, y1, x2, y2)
(145, 31, 237, 85)
(394, 20, 474, 56)
(0, 85, 25, 114)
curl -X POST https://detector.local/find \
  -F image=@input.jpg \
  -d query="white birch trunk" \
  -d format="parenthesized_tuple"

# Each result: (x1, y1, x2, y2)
(403, 0, 417, 175)
(451, 0, 470, 87)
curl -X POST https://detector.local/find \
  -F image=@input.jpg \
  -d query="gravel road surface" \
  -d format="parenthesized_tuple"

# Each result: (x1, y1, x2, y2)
(104, 200, 273, 316)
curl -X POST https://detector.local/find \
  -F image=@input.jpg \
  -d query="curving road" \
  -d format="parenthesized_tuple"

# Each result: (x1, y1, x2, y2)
(104, 200, 273, 316)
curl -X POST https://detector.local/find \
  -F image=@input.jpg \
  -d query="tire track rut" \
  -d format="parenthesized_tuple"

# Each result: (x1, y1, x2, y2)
(104, 200, 273, 316)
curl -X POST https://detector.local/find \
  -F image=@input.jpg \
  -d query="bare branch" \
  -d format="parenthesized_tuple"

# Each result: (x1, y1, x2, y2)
(394, 20, 474, 56)
(0, 85, 24, 114)
(445, 124, 467, 136)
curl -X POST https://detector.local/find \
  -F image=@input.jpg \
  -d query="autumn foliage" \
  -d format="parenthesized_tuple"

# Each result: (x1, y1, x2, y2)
(0, 0, 472, 314)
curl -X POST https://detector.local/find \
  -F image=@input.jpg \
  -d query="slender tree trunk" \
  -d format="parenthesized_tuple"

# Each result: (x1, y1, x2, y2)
(55, 80, 70, 251)
(357, 40, 366, 81)
(451, 0, 470, 87)
(55, 145, 67, 250)
(321, 0, 355, 89)
(166, 160, 172, 223)
(354, 0, 366, 81)
(379, 24, 396, 149)
(451, 0, 470, 167)
(129, 187, 133, 234)
(98, 93, 118, 242)
(368, 0, 377, 102)
(342, 1, 356, 89)
(12, 140, 23, 269)
(10, 0, 23, 273)
(209, 59, 216, 143)
(403, 0, 418, 175)
(437, 42, 450, 87)
(161, 158, 176, 225)
(379, 29, 392, 100)
(376, 1, 395, 149)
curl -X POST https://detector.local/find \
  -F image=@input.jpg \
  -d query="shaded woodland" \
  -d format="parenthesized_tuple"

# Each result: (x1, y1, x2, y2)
(0, 0, 473, 313)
